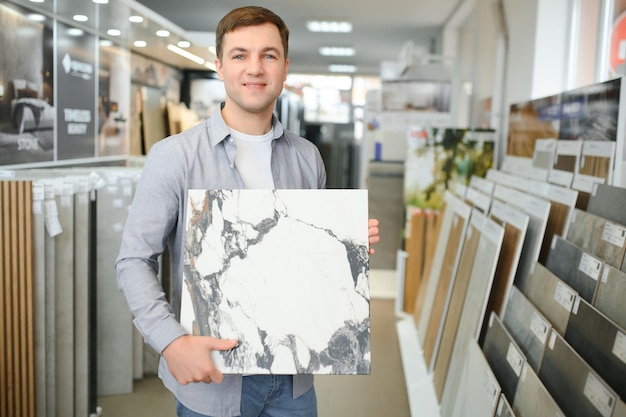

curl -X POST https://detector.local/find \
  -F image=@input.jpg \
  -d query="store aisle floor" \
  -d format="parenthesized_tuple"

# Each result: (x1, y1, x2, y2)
(97, 270, 410, 417)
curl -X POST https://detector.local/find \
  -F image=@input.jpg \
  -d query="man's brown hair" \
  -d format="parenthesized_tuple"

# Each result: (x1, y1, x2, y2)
(215, 6, 289, 60)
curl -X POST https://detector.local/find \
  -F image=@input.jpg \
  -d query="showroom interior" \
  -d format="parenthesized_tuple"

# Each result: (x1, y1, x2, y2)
(2, 0, 626, 416)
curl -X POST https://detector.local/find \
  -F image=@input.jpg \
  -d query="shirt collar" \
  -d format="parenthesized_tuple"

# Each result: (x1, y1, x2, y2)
(207, 102, 285, 148)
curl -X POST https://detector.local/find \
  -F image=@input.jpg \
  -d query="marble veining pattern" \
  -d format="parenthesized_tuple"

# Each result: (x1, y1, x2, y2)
(181, 189, 370, 375)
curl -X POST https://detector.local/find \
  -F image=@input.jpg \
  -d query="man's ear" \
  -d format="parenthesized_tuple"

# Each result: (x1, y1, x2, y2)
(215, 59, 224, 81)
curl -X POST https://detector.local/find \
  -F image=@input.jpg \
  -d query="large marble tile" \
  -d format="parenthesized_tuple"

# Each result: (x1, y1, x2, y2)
(594, 264, 626, 330)
(539, 330, 617, 417)
(545, 236, 603, 303)
(181, 189, 370, 374)
(512, 361, 565, 417)
(587, 184, 626, 226)
(564, 296, 626, 400)
(502, 286, 551, 371)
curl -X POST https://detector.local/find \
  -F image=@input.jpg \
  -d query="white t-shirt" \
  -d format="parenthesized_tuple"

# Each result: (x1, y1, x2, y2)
(229, 127, 274, 189)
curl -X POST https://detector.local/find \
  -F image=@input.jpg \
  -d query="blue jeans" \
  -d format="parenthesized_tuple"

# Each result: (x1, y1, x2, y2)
(176, 375, 317, 417)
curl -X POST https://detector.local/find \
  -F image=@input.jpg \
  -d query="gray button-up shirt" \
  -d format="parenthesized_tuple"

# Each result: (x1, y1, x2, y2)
(115, 105, 326, 416)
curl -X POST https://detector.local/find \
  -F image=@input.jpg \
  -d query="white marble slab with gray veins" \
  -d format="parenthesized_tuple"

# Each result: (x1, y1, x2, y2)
(181, 189, 370, 375)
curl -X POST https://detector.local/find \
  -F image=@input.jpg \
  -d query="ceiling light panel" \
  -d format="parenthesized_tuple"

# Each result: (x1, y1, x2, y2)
(306, 20, 352, 33)
(319, 46, 355, 56)
(328, 64, 357, 73)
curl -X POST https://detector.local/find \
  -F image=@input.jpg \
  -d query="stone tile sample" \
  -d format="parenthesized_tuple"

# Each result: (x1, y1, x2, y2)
(545, 236, 603, 303)
(513, 361, 565, 417)
(564, 296, 626, 399)
(587, 184, 626, 227)
(495, 393, 515, 417)
(594, 264, 626, 330)
(502, 286, 551, 371)
(539, 330, 617, 417)
(613, 399, 626, 417)
(181, 189, 370, 374)
(520, 262, 577, 336)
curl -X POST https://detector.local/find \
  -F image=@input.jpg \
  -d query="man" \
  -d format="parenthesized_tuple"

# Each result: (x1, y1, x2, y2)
(116, 6, 380, 417)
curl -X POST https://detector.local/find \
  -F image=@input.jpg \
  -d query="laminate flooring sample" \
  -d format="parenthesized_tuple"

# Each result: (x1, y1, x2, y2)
(520, 262, 577, 336)
(566, 208, 626, 270)
(587, 183, 626, 227)
(594, 264, 626, 330)
(512, 361, 565, 417)
(539, 330, 617, 417)
(538, 185, 578, 264)
(482, 312, 526, 403)
(502, 286, 551, 371)
(448, 339, 501, 417)
(564, 296, 626, 399)
(545, 236, 603, 303)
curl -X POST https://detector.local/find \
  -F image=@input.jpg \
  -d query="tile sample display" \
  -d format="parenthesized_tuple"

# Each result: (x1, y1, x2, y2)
(549, 139, 582, 188)
(566, 209, 626, 270)
(613, 399, 626, 417)
(440, 218, 504, 417)
(502, 286, 551, 371)
(577, 140, 615, 185)
(594, 264, 626, 330)
(432, 209, 484, 398)
(482, 312, 526, 402)
(587, 184, 626, 227)
(538, 185, 578, 264)
(403, 208, 425, 313)
(564, 297, 626, 399)
(539, 330, 617, 417)
(545, 236, 603, 303)
(448, 339, 501, 417)
(181, 189, 370, 374)
(520, 262, 577, 336)
(495, 394, 515, 417)
(512, 361, 565, 417)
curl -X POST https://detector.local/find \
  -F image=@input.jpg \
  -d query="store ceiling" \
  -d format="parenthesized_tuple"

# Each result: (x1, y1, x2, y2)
(7, 0, 463, 76)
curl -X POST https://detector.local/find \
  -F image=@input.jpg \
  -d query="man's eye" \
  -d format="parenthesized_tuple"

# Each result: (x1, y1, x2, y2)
(233, 55, 244, 60)
(265, 54, 276, 60)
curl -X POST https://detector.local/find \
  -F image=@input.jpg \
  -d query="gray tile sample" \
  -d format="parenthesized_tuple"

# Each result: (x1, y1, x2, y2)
(495, 394, 516, 417)
(613, 399, 626, 417)
(182, 189, 370, 374)
(449, 339, 501, 417)
(545, 236, 603, 303)
(519, 262, 577, 336)
(539, 330, 617, 417)
(502, 286, 551, 371)
(513, 361, 565, 417)
(564, 296, 626, 399)
(587, 184, 626, 227)
(594, 264, 626, 330)
(482, 312, 526, 403)
(566, 209, 626, 270)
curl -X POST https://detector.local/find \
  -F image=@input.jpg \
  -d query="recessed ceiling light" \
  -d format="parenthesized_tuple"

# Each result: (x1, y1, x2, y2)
(129, 15, 143, 23)
(67, 28, 84, 37)
(329, 64, 357, 73)
(306, 20, 352, 33)
(27, 14, 46, 21)
(73, 15, 88, 22)
(156, 30, 170, 37)
(177, 40, 191, 48)
(29, 0, 44, 3)
(100, 40, 113, 46)
(319, 47, 355, 56)
(92, 0, 109, 3)
(107, 29, 121, 36)
(134, 40, 147, 48)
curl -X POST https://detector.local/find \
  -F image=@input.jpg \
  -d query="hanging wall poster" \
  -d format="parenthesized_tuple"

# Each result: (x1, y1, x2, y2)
(181, 189, 371, 375)
(0, 2, 54, 166)
(56, 20, 96, 160)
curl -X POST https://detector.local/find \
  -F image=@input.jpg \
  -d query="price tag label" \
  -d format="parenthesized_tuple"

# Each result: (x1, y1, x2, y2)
(530, 312, 550, 344)
(506, 343, 524, 377)
(554, 282, 576, 312)
(612, 331, 626, 365)
(602, 223, 626, 248)
(579, 253, 602, 281)
(583, 372, 615, 417)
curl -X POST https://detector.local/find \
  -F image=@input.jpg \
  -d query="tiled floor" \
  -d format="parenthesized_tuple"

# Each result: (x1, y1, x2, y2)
(97, 269, 411, 417)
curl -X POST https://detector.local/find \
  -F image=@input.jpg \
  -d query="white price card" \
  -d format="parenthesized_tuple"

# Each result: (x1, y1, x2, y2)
(583, 372, 615, 417)
(554, 282, 576, 312)
(506, 343, 524, 377)
(602, 223, 626, 248)
(530, 312, 549, 344)
(579, 253, 602, 281)
(612, 331, 626, 365)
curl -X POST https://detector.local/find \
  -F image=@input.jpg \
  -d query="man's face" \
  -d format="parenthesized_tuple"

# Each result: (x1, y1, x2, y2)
(215, 23, 289, 116)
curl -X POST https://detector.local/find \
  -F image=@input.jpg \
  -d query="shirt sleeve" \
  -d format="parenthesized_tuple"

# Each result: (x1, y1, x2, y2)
(115, 140, 188, 354)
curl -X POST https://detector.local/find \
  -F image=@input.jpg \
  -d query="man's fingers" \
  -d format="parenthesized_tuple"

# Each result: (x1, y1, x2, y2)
(209, 337, 239, 351)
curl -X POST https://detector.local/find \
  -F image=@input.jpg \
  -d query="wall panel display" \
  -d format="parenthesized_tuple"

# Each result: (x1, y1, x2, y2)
(0, 2, 54, 166)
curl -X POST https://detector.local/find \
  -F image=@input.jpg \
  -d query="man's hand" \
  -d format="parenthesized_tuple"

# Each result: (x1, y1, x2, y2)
(368, 218, 380, 255)
(162, 335, 238, 385)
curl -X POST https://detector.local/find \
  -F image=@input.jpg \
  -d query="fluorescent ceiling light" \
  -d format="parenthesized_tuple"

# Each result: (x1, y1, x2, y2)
(329, 64, 356, 73)
(167, 44, 205, 65)
(100, 40, 113, 46)
(319, 46, 355, 56)
(306, 20, 352, 33)
(156, 29, 170, 37)
(29, 0, 44, 3)
(209, 46, 216, 55)
(73, 15, 88, 22)
(205, 61, 217, 71)
(107, 29, 121, 36)
(67, 28, 84, 37)
(93, 0, 109, 3)
(177, 40, 191, 48)
(134, 40, 147, 48)
(27, 14, 46, 21)
(129, 15, 143, 23)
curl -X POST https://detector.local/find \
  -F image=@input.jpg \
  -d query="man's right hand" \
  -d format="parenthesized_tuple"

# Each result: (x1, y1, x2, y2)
(162, 335, 239, 385)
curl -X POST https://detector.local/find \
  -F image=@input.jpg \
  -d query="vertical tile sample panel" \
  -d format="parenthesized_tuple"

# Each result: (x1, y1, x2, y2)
(449, 339, 501, 417)
(520, 262, 577, 335)
(502, 286, 551, 371)
(440, 218, 504, 417)
(432, 209, 484, 399)
(587, 184, 626, 227)
(538, 185, 578, 265)
(403, 209, 425, 313)
(613, 399, 626, 417)
(482, 313, 526, 403)
(495, 393, 515, 417)
(594, 265, 626, 330)
(545, 236, 603, 303)
(181, 189, 370, 374)
(539, 330, 617, 417)
(564, 297, 626, 400)
(423, 202, 470, 367)
(513, 361, 565, 417)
